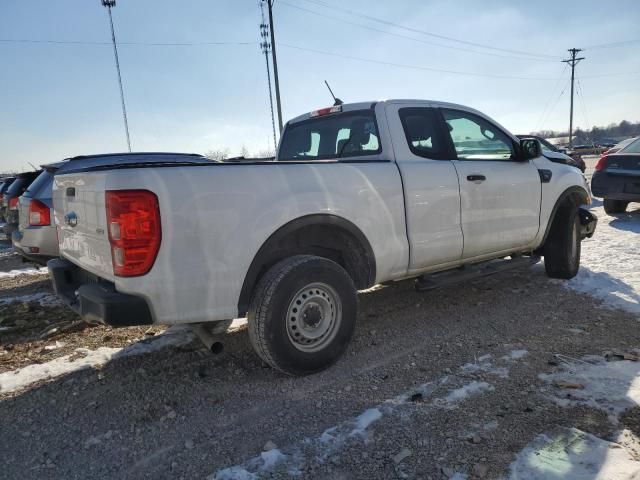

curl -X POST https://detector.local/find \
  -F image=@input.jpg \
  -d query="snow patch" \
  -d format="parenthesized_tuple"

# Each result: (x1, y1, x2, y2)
(505, 349, 528, 360)
(437, 381, 494, 408)
(564, 204, 640, 314)
(349, 408, 382, 436)
(0, 266, 47, 278)
(509, 427, 640, 479)
(210, 349, 527, 478)
(0, 292, 61, 306)
(540, 356, 640, 421)
(0, 326, 194, 394)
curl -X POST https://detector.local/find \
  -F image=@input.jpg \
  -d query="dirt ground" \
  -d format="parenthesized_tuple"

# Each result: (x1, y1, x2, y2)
(0, 241, 639, 480)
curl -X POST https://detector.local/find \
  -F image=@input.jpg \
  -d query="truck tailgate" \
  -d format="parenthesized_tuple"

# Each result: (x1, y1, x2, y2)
(52, 172, 115, 281)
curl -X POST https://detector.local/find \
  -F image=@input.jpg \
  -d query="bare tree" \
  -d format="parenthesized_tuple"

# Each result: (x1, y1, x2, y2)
(204, 148, 230, 161)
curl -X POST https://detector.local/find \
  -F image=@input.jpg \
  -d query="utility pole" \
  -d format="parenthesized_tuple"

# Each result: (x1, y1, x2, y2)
(562, 48, 585, 148)
(259, 4, 277, 151)
(263, 0, 283, 133)
(101, 0, 132, 152)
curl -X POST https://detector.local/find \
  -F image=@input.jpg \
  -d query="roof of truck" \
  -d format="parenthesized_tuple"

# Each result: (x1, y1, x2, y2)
(286, 99, 516, 142)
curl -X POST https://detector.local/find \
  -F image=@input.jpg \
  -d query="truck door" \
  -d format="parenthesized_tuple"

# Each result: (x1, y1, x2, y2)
(440, 108, 541, 259)
(386, 104, 463, 274)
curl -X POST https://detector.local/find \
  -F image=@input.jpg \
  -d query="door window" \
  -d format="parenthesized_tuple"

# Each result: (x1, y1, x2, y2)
(442, 109, 514, 161)
(399, 108, 448, 159)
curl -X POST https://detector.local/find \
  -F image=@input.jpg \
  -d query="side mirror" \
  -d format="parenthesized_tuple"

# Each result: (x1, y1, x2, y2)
(519, 138, 540, 161)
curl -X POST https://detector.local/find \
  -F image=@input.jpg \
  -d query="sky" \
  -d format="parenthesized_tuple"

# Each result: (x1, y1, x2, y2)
(1, 0, 639, 171)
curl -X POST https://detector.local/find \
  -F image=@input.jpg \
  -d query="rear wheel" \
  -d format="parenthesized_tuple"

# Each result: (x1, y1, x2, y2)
(544, 202, 581, 279)
(603, 198, 628, 214)
(248, 255, 357, 375)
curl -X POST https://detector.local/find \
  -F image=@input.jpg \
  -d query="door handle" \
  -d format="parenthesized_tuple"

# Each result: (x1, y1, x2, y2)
(467, 174, 486, 182)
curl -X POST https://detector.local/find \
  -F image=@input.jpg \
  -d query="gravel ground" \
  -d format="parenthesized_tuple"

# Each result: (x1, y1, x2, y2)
(0, 241, 639, 479)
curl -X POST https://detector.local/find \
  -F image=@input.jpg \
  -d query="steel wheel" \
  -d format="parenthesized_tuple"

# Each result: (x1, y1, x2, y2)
(285, 282, 342, 353)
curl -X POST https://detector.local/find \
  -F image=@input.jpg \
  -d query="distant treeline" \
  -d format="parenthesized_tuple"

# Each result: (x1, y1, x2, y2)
(532, 120, 640, 144)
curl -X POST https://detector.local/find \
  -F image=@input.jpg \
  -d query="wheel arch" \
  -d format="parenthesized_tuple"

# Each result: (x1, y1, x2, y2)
(238, 214, 377, 316)
(539, 185, 590, 247)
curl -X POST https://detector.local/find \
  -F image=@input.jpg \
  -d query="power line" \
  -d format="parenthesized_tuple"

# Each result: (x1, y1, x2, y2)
(279, 43, 558, 80)
(300, 0, 561, 60)
(583, 38, 640, 50)
(0, 38, 255, 46)
(534, 63, 568, 131)
(537, 76, 571, 131)
(576, 77, 592, 135)
(278, 0, 557, 63)
(3, 37, 639, 81)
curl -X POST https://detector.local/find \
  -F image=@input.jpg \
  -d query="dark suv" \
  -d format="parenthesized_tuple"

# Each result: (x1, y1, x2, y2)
(592, 137, 640, 214)
(2, 171, 41, 237)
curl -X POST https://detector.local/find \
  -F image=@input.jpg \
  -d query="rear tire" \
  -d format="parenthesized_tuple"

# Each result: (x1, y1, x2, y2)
(247, 255, 357, 376)
(544, 202, 581, 279)
(603, 198, 628, 214)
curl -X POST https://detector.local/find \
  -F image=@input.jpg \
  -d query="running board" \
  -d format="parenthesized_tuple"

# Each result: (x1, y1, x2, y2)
(414, 255, 541, 291)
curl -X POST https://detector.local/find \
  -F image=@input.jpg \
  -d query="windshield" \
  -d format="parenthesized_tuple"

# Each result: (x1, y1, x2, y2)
(278, 110, 381, 161)
(537, 137, 559, 153)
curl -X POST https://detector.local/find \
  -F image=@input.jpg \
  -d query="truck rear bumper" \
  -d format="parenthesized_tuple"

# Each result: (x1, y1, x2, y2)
(48, 258, 154, 326)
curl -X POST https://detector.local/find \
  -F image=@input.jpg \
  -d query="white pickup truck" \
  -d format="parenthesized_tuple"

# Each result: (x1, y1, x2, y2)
(48, 99, 596, 375)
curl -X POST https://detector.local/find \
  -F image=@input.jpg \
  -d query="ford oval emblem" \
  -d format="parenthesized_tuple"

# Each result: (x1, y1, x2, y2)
(64, 212, 78, 227)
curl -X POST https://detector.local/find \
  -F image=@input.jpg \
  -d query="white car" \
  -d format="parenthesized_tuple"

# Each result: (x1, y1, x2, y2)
(48, 99, 596, 375)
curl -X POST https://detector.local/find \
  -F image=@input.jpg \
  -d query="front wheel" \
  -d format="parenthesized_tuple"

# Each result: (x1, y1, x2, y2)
(603, 199, 628, 215)
(544, 203, 581, 279)
(248, 255, 357, 375)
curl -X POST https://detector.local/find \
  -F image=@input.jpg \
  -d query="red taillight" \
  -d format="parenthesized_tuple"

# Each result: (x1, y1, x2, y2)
(595, 154, 608, 172)
(8, 197, 19, 210)
(29, 199, 51, 226)
(105, 190, 161, 277)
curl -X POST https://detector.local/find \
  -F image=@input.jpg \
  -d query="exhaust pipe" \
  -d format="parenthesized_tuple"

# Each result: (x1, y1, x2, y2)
(190, 324, 224, 354)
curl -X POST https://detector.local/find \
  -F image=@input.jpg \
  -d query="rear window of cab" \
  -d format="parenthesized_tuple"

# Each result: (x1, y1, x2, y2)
(278, 110, 381, 161)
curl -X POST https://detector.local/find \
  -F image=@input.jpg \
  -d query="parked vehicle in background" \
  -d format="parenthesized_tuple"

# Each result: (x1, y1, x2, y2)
(572, 144, 604, 156)
(2, 171, 41, 237)
(12, 169, 57, 264)
(516, 135, 586, 172)
(48, 100, 595, 375)
(592, 137, 640, 214)
(12, 152, 213, 264)
(0, 177, 16, 223)
(601, 137, 638, 157)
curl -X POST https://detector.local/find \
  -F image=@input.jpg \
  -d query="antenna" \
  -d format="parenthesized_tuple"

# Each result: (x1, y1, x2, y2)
(28, 162, 38, 171)
(324, 80, 343, 106)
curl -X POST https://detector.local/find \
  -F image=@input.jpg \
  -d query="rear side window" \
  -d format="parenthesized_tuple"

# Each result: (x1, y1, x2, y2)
(6, 178, 29, 197)
(279, 110, 381, 161)
(23, 171, 53, 198)
(0, 180, 14, 194)
(621, 138, 640, 153)
(399, 108, 449, 159)
(442, 109, 515, 161)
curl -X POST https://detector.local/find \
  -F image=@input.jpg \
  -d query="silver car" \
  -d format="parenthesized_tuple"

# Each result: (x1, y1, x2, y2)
(12, 169, 57, 264)
(13, 152, 214, 264)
